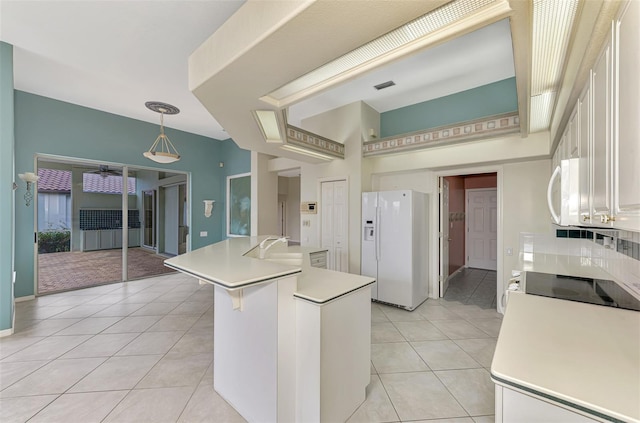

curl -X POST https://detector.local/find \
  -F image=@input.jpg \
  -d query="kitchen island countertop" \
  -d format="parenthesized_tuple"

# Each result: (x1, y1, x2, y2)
(164, 236, 374, 303)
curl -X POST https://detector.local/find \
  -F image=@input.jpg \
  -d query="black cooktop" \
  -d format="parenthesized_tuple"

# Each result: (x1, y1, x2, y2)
(524, 271, 640, 312)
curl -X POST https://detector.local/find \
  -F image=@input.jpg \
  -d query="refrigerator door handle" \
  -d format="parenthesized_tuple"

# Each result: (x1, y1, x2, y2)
(376, 206, 381, 261)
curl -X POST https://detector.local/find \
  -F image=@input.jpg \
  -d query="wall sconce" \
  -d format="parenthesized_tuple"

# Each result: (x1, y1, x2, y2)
(18, 172, 39, 206)
(203, 200, 215, 218)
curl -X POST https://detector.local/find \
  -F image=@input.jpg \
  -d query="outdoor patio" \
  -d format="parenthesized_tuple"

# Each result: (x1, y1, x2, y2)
(37, 248, 175, 294)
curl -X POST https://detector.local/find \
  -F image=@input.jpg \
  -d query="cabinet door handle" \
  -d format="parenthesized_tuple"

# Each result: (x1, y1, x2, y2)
(600, 215, 616, 223)
(547, 165, 561, 224)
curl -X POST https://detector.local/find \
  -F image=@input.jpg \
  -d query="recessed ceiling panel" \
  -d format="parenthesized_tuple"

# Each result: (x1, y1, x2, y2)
(287, 19, 515, 126)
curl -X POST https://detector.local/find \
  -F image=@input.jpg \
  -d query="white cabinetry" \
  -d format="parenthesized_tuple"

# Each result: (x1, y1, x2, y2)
(128, 228, 140, 247)
(567, 106, 579, 159)
(96, 229, 121, 250)
(591, 27, 613, 225)
(309, 251, 327, 269)
(82, 230, 99, 251)
(295, 287, 370, 422)
(578, 78, 592, 223)
(82, 228, 139, 251)
(496, 385, 599, 423)
(613, 0, 640, 230)
(557, 0, 639, 231)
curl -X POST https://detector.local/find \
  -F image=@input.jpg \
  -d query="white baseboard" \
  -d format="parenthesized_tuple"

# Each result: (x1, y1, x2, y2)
(15, 295, 35, 303)
(449, 267, 464, 278)
(0, 327, 14, 338)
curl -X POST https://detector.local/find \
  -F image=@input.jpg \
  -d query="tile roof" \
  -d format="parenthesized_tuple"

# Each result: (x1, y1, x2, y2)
(37, 168, 135, 194)
(38, 168, 71, 193)
(82, 173, 136, 194)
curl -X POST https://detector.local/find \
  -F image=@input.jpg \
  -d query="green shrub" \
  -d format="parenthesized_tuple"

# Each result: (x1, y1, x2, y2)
(38, 230, 71, 254)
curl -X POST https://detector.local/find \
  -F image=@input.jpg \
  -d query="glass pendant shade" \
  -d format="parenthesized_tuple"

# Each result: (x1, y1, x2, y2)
(144, 101, 181, 163)
(143, 133, 180, 163)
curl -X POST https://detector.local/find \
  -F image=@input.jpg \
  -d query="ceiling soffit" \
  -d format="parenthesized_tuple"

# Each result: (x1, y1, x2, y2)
(261, 0, 512, 109)
(189, 0, 521, 163)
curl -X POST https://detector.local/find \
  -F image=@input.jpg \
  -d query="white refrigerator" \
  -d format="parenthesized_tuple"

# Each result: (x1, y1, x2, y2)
(361, 190, 429, 311)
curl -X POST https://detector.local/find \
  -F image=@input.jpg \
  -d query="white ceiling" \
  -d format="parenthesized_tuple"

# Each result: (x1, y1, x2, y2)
(1, 1, 515, 144)
(288, 19, 515, 126)
(0, 0, 246, 140)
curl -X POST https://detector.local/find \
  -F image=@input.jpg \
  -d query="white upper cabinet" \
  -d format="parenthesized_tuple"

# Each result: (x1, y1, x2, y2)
(613, 0, 640, 231)
(567, 105, 579, 159)
(556, 0, 639, 231)
(578, 77, 592, 223)
(591, 25, 613, 225)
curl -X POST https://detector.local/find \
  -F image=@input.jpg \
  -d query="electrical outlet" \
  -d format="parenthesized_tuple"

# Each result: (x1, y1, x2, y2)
(200, 231, 208, 237)
(506, 248, 513, 256)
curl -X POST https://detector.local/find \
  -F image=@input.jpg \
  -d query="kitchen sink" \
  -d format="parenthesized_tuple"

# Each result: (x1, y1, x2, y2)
(263, 258, 303, 266)
(263, 252, 303, 266)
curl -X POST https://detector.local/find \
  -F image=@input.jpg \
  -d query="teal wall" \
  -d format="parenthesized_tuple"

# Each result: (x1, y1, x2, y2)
(380, 77, 518, 138)
(14, 91, 249, 298)
(0, 43, 15, 331)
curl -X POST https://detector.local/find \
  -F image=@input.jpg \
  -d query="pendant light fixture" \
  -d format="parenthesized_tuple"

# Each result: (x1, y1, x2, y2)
(144, 101, 181, 164)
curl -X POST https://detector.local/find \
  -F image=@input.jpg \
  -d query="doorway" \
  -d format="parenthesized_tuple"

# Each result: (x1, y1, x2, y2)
(439, 178, 450, 296)
(437, 172, 498, 309)
(142, 190, 156, 249)
(277, 200, 286, 237)
(35, 156, 188, 295)
(277, 173, 301, 243)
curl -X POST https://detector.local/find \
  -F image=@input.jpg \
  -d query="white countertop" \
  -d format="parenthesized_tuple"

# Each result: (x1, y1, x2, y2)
(164, 237, 374, 304)
(164, 237, 301, 290)
(492, 293, 640, 422)
(295, 267, 374, 305)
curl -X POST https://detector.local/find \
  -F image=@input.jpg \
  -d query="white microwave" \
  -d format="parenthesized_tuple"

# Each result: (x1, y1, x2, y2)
(547, 158, 580, 226)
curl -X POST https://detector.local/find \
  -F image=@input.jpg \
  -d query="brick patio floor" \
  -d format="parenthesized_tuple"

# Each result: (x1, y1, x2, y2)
(37, 247, 176, 294)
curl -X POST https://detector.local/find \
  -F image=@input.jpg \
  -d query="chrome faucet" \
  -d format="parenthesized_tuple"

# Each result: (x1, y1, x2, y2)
(258, 236, 288, 259)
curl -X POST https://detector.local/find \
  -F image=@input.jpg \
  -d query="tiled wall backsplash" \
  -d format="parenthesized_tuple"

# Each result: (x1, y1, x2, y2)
(520, 227, 640, 295)
(554, 228, 640, 261)
(79, 209, 140, 230)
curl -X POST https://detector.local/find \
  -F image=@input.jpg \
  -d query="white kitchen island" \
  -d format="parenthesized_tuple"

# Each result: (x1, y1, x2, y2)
(164, 237, 374, 423)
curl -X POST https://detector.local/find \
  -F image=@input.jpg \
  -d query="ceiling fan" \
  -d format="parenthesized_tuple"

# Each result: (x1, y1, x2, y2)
(84, 165, 123, 178)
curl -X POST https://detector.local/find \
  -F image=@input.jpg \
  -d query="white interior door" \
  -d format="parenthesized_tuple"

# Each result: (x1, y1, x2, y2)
(466, 188, 497, 271)
(163, 185, 179, 256)
(321, 180, 348, 272)
(439, 178, 450, 296)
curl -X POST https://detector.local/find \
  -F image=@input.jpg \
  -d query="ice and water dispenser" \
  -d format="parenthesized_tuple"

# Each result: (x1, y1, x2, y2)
(364, 220, 374, 241)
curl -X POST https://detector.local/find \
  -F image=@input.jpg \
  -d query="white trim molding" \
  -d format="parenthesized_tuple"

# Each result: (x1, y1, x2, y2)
(0, 327, 14, 338)
(15, 295, 35, 302)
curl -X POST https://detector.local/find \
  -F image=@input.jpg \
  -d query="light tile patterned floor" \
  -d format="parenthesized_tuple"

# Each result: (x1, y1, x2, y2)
(0, 269, 500, 422)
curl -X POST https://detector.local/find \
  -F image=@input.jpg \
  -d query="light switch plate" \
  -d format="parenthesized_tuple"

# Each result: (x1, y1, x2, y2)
(200, 231, 208, 237)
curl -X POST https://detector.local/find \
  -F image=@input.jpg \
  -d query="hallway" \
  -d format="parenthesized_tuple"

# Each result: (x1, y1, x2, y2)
(444, 268, 498, 310)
